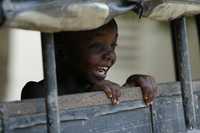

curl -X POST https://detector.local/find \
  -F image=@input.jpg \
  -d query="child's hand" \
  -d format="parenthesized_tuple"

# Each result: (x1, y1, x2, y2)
(123, 74, 158, 105)
(93, 80, 121, 105)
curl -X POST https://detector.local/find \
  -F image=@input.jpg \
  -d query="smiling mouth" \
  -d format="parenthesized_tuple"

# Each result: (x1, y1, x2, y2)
(94, 66, 109, 79)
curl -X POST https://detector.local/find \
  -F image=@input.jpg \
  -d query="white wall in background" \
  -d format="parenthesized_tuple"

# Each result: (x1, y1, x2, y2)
(6, 29, 43, 101)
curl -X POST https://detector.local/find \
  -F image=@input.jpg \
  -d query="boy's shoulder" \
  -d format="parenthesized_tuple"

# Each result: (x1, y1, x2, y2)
(21, 80, 46, 100)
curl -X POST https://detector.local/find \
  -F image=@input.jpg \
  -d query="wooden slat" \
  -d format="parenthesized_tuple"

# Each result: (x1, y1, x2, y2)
(153, 96, 186, 133)
(195, 92, 200, 129)
(0, 81, 200, 132)
(0, 114, 2, 133)
(5, 101, 152, 133)
(0, 81, 175, 117)
(41, 33, 61, 133)
(170, 17, 196, 129)
(2, 81, 200, 117)
(3, 0, 200, 32)
(143, 0, 200, 20)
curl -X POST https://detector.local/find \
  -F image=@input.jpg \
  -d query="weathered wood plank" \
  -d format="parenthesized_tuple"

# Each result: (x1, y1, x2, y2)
(0, 86, 144, 117)
(143, 0, 200, 20)
(41, 33, 61, 133)
(0, 81, 200, 132)
(5, 102, 152, 133)
(171, 17, 196, 129)
(152, 96, 186, 133)
(187, 129, 200, 133)
(2, 81, 200, 117)
(0, 114, 2, 133)
(2, 0, 200, 32)
(191, 81, 200, 130)
(195, 92, 200, 129)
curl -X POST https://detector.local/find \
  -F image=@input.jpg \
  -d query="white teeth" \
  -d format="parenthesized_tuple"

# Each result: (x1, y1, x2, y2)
(96, 66, 109, 76)
(98, 66, 108, 71)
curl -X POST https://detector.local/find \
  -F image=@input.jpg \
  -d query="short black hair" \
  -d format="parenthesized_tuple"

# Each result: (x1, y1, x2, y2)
(54, 19, 117, 46)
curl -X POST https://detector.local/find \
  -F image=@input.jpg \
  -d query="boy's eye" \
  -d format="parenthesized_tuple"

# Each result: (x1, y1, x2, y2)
(88, 43, 107, 53)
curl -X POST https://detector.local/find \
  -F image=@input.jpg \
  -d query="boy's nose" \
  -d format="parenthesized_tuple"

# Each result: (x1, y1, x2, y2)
(103, 50, 116, 63)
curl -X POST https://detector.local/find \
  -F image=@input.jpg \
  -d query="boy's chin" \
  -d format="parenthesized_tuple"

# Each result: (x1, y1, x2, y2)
(88, 74, 106, 84)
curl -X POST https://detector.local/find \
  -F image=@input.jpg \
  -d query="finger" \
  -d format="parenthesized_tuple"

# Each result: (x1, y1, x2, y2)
(111, 96, 117, 105)
(142, 86, 150, 102)
(143, 95, 149, 105)
(115, 89, 121, 104)
(111, 88, 117, 105)
(146, 95, 154, 105)
(143, 91, 154, 105)
(147, 95, 155, 105)
(103, 87, 112, 98)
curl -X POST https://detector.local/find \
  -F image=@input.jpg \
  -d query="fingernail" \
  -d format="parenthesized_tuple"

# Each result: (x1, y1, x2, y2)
(109, 94, 112, 98)
(144, 96, 149, 100)
(116, 100, 120, 105)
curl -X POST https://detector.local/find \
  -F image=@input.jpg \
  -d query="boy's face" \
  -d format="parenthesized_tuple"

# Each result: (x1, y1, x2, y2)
(77, 27, 118, 84)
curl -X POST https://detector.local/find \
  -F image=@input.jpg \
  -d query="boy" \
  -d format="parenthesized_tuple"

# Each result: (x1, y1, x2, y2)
(21, 19, 158, 105)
